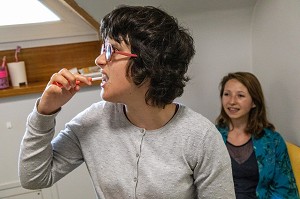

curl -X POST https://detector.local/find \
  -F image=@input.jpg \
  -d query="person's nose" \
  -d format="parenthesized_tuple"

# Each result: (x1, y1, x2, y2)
(229, 95, 237, 105)
(95, 53, 107, 69)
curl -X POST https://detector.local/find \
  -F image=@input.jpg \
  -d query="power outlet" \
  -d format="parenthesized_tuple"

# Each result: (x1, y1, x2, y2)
(6, 121, 12, 129)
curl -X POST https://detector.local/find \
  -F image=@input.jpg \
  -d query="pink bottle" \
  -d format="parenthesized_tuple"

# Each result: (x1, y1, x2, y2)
(0, 56, 9, 89)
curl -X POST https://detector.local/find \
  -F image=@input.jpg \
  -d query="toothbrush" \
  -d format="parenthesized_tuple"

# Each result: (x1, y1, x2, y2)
(15, 46, 21, 62)
(1, 56, 6, 70)
(90, 76, 103, 81)
(53, 76, 102, 88)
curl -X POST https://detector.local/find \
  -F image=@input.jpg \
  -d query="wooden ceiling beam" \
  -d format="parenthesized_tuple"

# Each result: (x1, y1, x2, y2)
(61, 0, 100, 33)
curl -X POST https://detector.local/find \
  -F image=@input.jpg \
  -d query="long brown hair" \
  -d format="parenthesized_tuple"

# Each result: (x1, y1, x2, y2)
(215, 72, 275, 138)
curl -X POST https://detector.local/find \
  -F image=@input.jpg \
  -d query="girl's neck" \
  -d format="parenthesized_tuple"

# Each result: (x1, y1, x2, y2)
(124, 103, 177, 130)
(230, 117, 248, 133)
(228, 122, 251, 145)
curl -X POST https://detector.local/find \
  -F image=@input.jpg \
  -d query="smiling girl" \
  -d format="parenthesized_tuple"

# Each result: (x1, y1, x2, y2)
(216, 72, 299, 199)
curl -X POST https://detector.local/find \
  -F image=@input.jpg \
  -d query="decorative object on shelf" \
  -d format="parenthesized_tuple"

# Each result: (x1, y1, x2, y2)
(7, 46, 28, 87)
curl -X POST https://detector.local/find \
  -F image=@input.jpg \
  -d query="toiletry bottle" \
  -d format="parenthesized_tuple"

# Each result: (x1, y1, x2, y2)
(0, 56, 9, 89)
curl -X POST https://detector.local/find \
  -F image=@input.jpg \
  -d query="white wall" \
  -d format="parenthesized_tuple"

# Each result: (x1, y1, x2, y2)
(177, 7, 254, 121)
(252, 0, 300, 144)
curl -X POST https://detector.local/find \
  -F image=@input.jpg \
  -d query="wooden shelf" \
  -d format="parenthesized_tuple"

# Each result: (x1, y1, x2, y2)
(0, 40, 101, 99)
(0, 82, 46, 98)
(0, 80, 101, 98)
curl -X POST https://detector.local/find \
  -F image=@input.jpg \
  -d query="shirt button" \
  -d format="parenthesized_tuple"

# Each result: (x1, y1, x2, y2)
(133, 177, 137, 182)
(136, 153, 139, 157)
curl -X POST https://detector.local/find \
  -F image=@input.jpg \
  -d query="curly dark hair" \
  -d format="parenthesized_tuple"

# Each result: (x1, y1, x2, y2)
(215, 72, 275, 138)
(100, 5, 195, 108)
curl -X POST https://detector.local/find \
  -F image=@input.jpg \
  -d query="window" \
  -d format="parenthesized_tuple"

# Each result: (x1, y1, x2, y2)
(0, 0, 98, 50)
(0, 0, 60, 26)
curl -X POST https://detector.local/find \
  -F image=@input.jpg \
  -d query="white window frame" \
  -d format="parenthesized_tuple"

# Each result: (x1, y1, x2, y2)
(0, 0, 99, 50)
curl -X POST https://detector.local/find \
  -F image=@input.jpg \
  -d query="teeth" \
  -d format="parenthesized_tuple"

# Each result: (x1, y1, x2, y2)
(102, 74, 108, 82)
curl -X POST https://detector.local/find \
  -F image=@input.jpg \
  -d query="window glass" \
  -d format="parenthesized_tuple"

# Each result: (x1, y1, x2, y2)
(0, 0, 60, 26)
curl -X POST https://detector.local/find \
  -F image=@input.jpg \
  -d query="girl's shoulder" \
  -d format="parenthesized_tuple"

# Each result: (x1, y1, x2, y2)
(255, 128, 286, 149)
(215, 125, 229, 135)
(262, 128, 283, 140)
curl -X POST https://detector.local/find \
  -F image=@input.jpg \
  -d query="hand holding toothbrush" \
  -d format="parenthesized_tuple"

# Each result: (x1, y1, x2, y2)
(38, 68, 100, 115)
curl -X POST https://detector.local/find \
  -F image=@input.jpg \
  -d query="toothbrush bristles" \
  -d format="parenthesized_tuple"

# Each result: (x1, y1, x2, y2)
(91, 76, 102, 81)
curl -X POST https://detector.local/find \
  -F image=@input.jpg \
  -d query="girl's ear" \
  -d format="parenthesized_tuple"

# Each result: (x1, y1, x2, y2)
(252, 103, 256, 108)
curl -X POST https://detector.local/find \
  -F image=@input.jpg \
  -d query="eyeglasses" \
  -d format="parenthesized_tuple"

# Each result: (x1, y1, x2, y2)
(100, 42, 138, 62)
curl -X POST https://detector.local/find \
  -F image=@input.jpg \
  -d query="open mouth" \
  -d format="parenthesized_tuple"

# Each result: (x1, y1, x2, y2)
(227, 107, 239, 113)
(103, 74, 108, 81)
(101, 74, 108, 85)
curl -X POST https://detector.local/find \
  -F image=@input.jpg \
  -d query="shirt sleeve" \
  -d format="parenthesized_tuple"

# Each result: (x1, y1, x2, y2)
(193, 125, 236, 198)
(18, 99, 83, 189)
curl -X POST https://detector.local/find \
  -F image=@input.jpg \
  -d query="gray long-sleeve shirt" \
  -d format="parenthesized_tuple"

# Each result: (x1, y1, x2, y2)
(19, 100, 235, 199)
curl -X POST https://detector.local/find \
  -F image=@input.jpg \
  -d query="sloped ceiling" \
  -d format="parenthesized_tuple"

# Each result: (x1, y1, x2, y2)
(74, 0, 257, 23)
(0, 0, 257, 50)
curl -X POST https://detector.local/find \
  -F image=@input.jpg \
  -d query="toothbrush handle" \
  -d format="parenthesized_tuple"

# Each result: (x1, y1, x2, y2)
(52, 76, 102, 88)
(52, 80, 81, 88)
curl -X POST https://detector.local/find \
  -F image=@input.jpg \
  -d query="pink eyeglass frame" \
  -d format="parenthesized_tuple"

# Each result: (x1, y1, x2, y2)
(101, 43, 137, 61)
